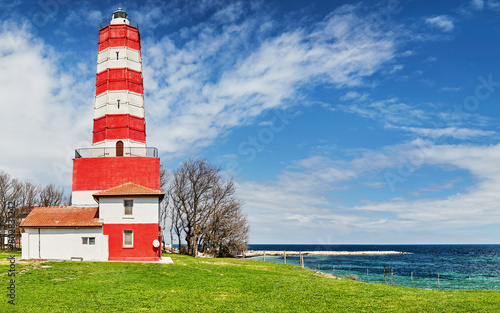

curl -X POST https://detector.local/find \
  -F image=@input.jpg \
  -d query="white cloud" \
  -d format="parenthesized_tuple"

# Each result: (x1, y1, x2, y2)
(365, 181, 386, 188)
(143, 4, 398, 156)
(392, 64, 404, 71)
(352, 143, 500, 228)
(239, 141, 500, 243)
(340, 91, 369, 102)
(440, 86, 462, 92)
(425, 15, 454, 32)
(387, 125, 495, 139)
(423, 56, 437, 63)
(336, 98, 430, 125)
(409, 178, 462, 196)
(63, 8, 104, 27)
(336, 96, 492, 132)
(466, 0, 500, 12)
(487, 0, 500, 9)
(471, 0, 485, 10)
(0, 22, 93, 187)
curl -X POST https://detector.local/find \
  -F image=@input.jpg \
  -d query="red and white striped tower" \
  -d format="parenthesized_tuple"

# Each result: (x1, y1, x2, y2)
(93, 8, 146, 154)
(72, 9, 160, 206)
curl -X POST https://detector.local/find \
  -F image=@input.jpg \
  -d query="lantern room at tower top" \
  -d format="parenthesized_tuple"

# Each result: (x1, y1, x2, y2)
(72, 8, 160, 207)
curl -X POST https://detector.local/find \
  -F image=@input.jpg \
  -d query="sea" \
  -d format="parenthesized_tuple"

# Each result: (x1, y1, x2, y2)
(246, 244, 500, 291)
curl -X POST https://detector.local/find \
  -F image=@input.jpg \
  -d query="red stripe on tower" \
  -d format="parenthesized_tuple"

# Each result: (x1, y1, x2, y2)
(95, 68, 144, 95)
(93, 114, 146, 143)
(98, 24, 141, 52)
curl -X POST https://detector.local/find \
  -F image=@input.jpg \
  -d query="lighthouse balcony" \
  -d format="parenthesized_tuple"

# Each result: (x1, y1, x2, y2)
(75, 147, 158, 158)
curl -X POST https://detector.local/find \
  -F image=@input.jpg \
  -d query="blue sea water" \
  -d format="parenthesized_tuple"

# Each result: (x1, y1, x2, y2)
(247, 244, 500, 290)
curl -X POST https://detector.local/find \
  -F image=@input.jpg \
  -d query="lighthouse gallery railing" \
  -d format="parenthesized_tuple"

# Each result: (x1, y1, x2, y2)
(75, 147, 158, 158)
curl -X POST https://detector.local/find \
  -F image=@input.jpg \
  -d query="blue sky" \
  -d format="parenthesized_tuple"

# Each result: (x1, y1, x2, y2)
(1, 0, 500, 244)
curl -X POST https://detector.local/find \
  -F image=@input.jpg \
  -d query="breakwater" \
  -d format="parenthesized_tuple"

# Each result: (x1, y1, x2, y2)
(244, 250, 410, 257)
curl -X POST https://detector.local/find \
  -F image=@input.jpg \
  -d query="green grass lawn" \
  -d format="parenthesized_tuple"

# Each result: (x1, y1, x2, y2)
(1, 251, 499, 312)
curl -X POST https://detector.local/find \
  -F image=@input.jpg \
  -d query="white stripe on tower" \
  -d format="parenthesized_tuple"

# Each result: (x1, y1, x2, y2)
(96, 47, 142, 73)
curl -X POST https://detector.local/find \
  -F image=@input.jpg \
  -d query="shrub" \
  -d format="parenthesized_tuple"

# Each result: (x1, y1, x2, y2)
(347, 274, 358, 281)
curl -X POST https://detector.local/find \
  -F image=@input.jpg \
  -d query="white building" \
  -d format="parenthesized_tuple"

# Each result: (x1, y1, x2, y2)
(21, 182, 164, 261)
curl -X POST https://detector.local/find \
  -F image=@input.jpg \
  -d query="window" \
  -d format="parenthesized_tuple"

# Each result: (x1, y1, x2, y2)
(123, 230, 133, 247)
(82, 237, 95, 245)
(124, 200, 133, 215)
(116, 51, 119, 60)
(117, 99, 120, 109)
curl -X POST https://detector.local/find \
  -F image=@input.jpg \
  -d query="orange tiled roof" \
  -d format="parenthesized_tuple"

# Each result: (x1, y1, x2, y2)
(93, 182, 164, 200)
(20, 206, 102, 228)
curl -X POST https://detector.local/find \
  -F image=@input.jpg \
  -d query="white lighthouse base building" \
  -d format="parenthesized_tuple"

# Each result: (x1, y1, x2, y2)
(22, 228, 109, 261)
(21, 183, 164, 262)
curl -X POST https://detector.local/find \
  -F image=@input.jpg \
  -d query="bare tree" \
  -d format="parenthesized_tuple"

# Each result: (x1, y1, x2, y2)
(38, 183, 67, 207)
(159, 164, 172, 250)
(0, 170, 71, 249)
(168, 158, 249, 257)
(15, 180, 39, 241)
(201, 198, 249, 257)
(0, 171, 16, 250)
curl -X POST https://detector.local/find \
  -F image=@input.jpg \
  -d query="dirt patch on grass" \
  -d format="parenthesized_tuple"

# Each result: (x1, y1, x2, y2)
(315, 271, 342, 280)
(51, 277, 75, 281)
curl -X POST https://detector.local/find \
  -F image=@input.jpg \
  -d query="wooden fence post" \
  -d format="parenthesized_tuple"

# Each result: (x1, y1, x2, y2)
(263, 251, 266, 262)
(283, 250, 286, 265)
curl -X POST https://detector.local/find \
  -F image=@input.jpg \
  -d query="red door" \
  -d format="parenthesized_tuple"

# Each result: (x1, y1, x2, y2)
(116, 141, 124, 156)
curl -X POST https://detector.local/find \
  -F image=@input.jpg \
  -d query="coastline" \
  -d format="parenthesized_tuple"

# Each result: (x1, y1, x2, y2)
(244, 250, 411, 257)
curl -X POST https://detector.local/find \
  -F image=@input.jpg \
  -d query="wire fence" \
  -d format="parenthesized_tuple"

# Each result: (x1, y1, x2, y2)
(254, 254, 499, 291)
(321, 265, 480, 291)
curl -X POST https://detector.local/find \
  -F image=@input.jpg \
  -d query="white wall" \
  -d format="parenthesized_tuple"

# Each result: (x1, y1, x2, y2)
(72, 190, 99, 206)
(22, 228, 108, 261)
(99, 196, 159, 224)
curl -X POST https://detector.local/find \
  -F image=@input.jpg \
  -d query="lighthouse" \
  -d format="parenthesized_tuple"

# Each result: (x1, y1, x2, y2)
(72, 7, 160, 206)
(21, 9, 163, 262)
(92, 7, 146, 155)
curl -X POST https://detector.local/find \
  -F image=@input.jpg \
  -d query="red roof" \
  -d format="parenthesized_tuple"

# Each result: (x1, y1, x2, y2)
(93, 182, 164, 201)
(20, 206, 102, 228)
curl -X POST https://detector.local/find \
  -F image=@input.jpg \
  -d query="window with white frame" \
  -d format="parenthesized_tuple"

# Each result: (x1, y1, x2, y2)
(124, 199, 133, 216)
(123, 230, 133, 247)
(82, 237, 96, 245)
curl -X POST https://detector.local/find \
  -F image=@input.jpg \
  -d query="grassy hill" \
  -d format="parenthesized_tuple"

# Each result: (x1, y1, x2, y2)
(1, 251, 499, 312)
